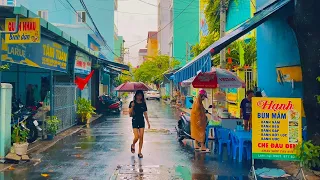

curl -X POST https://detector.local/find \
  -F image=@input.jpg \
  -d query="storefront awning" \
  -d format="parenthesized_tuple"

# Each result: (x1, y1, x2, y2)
(98, 58, 129, 71)
(174, 0, 292, 83)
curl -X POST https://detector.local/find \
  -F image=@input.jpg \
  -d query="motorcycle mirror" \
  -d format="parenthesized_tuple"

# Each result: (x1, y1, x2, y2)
(208, 105, 213, 108)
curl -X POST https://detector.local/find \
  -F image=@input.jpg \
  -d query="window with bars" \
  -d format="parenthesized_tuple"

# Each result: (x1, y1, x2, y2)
(38, 10, 48, 20)
(76, 11, 86, 23)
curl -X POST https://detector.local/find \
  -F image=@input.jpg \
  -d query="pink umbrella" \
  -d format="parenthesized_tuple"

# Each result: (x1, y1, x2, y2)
(115, 82, 152, 92)
(192, 68, 246, 88)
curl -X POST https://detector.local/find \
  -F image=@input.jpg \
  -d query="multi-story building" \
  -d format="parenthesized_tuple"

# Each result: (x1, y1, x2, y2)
(114, 35, 125, 64)
(146, 31, 158, 59)
(157, 0, 171, 55)
(138, 49, 147, 65)
(170, 0, 199, 66)
(16, 0, 117, 61)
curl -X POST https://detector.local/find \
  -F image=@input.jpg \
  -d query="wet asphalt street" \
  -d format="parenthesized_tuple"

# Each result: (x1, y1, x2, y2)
(1, 99, 255, 180)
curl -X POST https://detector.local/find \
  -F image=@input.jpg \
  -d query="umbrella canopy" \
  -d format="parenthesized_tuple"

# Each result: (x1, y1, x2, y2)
(192, 68, 245, 88)
(181, 76, 195, 87)
(115, 82, 152, 92)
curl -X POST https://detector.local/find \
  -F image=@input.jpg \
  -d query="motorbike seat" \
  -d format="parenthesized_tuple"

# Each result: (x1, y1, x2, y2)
(182, 115, 191, 122)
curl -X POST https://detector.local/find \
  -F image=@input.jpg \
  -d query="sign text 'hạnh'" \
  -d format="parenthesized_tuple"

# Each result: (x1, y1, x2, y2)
(252, 97, 302, 161)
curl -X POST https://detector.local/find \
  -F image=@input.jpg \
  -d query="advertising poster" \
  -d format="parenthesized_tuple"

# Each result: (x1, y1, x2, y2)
(5, 18, 41, 44)
(200, 0, 209, 37)
(252, 97, 302, 161)
(74, 50, 92, 75)
(1, 37, 68, 72)
(276, 66, 303, 83)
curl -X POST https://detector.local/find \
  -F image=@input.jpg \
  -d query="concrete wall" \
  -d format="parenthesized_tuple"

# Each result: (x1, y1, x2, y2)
(16, 0, 115, 61)
(158, 0, 171, 55)
(1, 64, 50, 104)
(114, 36, 124, 62)
(147, 38, 158, 58)
(256, 0, 302, 99)
(226, 0, 251, 31)
(173, 0, 199, 66)
(138, 52, 147, 65)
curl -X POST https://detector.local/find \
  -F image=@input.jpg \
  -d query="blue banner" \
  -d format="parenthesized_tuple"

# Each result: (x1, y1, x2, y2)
(1, 36, 68, 72)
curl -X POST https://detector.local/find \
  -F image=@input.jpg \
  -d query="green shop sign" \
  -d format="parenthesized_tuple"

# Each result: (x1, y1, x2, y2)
(1, 36, 68, 72)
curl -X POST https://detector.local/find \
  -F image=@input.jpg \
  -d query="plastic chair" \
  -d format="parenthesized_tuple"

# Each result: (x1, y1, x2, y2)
(216, 128, 231, 155)
(230, 132, 251, 160)
(205, 125, 220, 148)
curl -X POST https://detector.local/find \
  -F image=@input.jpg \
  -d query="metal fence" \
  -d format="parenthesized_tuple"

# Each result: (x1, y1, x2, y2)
(53, 83, 77, 133)
(245, 69, 254, 91)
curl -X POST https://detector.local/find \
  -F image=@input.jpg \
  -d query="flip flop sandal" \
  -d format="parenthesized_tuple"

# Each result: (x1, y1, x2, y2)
(138, 153, 143, 158)
(194, 148, 201, 151)
(200, 149, 211, 153)
(131, 144, 135, 153)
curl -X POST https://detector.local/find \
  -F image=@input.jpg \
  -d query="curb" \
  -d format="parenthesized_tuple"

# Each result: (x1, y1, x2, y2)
(0, 114, 103, 172)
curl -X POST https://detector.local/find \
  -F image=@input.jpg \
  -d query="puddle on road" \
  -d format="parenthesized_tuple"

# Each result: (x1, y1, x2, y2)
(112, 165, 250, 180)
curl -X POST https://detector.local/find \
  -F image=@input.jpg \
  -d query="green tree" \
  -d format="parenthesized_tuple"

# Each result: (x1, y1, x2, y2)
(0, 64, 9, 71)
(134, 55, 180, 85)
(114, 63, 134, 86)
(226, 37, 257, 66)
(192, 0, 256, 67)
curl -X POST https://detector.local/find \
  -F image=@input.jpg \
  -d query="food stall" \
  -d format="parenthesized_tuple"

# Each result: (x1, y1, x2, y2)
(209, 91, 242, 130)
(191, 68, 246, 130)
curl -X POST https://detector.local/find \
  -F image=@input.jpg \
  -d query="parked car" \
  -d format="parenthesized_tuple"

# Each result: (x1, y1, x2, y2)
(146, 90, 160, 100)
(97, 95, 122, 114)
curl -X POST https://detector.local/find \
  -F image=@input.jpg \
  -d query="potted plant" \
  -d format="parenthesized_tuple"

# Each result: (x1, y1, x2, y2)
(46, 116, 61, 140)
(75, 98, 96, 125)
(295, 141, 320, 170)
(11, 124, 29, 155)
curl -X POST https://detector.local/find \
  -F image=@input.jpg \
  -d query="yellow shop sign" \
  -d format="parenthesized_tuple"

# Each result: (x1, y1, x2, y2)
(5, 18, 41, 44)
(252, 97, 302, 161)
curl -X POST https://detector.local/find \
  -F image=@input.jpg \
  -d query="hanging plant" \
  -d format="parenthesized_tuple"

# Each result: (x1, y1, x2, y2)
(0, 64, 10, 71)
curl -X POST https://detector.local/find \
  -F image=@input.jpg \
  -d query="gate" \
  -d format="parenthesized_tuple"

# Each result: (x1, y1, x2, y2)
(53, 83, 77, 133)
(245, 69, 254, 91)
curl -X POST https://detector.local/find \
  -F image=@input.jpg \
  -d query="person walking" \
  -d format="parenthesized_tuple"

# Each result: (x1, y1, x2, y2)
(129, 90, 150, 158)
(240, 90, 254, 131)
(190, 90, 210, 152)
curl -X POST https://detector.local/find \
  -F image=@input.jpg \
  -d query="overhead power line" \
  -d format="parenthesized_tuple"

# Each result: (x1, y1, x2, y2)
(128, 0, 196, 49)
(62, 0, 119, 58)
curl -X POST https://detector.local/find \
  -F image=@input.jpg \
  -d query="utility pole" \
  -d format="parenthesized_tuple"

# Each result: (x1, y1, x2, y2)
(220, 0, 227, 69)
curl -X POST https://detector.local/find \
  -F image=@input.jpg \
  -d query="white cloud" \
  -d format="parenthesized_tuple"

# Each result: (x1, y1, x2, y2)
(115, 0, 158, 67)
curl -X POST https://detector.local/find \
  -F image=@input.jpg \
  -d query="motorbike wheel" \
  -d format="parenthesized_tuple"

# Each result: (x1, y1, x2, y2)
(178, 136, 185, 142)
(27, 125, 38, 143)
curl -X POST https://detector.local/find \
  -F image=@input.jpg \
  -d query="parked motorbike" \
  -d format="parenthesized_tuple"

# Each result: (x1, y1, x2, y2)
(175, 99, 212, 142)
(11, 100, 43, 143)
(97, 95, 122, 114)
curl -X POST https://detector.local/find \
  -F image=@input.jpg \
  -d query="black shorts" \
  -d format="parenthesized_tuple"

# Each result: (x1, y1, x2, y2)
(132, 118, 145, 129)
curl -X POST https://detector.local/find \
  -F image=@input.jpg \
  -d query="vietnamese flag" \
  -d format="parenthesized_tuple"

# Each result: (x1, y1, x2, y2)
(75, 70, 94, 90)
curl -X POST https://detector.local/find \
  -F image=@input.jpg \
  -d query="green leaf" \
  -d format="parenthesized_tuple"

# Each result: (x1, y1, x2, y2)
(0, 64, 10, 71)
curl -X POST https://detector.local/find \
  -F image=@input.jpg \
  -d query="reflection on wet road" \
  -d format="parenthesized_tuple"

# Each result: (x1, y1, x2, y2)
(1, 100, 252, 180)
